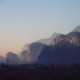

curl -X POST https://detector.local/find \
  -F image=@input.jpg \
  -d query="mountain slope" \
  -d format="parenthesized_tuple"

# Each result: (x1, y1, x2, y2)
(19, 26, 80, 64)
(36, 45, 80, 64)
(51, 32, 80, 46)
(19, 43, 44, 64)
(18, 44, 29, 57)
(18, 32, 60, 57)
(36, 32, 80, 64)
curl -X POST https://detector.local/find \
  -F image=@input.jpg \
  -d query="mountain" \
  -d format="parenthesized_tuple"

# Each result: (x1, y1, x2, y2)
(19, 43, 44, 64)
(21, 44, 29, 51)
(19, 50, 28, 64)
(6, 52, 19, 65)
(19, 26, 80, 64)
(18, 32, 60, 57)
(36, 44, 80, 64)
(0, 56, 6, 63)
(18, 44, 29, 57)
(51, 32, 80, 46)
(36, 32, 80, 64)
(36, 32, 61, 45)
(72, 25, 80, 32)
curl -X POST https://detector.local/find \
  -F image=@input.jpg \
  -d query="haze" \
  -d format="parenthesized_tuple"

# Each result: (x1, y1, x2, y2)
(0, 0, 80, 57)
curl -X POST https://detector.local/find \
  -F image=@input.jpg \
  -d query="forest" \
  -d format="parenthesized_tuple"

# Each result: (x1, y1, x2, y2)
(0, 63, 80, 80)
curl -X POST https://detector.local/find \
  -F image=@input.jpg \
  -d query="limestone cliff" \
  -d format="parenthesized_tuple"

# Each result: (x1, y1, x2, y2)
(51, 32, 80, 46)
(19, 43, 44, 64)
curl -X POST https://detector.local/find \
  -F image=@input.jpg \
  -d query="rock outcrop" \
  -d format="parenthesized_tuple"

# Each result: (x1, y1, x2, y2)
(18, 44, 29, 57)
(19, 43, 44, 64)
(6, 52, 19, 65)
(51, 32, 80, 46)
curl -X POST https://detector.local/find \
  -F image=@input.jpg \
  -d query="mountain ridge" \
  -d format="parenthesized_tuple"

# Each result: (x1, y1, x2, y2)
(3, 25, 80, 65)
(18, 32, 61, 57)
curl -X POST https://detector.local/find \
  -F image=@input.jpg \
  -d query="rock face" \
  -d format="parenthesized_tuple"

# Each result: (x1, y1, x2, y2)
(51, 25, 80, 46)
(51, 32, 80, 46)
(51, 34, 65, 45)
(19, 43, 44, 64)
(20, 50, 28, 62)
(19, 50, 29, 64)
(6, 52, 19, 65)
(18, 44, 29, 57)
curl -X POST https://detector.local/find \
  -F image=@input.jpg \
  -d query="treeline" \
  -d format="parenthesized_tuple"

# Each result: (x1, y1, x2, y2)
(0, 63, 80, 80)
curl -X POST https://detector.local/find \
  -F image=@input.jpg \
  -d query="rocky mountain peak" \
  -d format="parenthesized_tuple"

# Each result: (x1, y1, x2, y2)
(19, 43, 44, 64)
(51, 32, 80, 46)
(6, 52, 19, 64)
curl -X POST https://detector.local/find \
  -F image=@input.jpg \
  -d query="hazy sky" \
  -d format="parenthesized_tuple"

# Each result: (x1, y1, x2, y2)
(0, 0, 80, 57)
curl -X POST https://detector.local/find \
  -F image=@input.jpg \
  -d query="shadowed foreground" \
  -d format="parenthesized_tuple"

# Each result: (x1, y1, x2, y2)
(0, 63, 80, 80)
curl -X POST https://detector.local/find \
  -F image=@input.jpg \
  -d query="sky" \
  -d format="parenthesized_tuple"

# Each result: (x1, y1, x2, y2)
(0, 0, 80, 57)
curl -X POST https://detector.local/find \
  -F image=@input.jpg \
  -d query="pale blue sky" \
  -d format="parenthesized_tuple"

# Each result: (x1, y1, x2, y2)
(0, 0, 80, 57)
